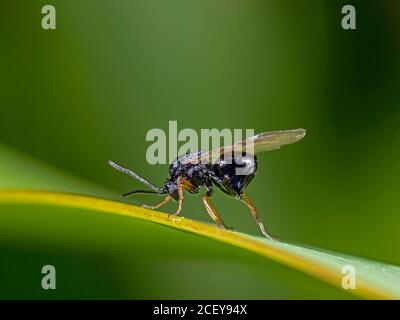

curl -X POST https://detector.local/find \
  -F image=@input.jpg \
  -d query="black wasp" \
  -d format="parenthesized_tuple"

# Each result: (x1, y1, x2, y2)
(109, 128, 306, 240)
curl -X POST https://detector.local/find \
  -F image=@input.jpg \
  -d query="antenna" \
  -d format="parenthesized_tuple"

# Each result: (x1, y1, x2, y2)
(122, 189, 165, 197)
(108, 160, 164, 194)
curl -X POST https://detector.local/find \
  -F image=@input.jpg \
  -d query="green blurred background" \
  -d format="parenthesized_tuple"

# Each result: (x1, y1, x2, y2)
(0, 0, 399, 299)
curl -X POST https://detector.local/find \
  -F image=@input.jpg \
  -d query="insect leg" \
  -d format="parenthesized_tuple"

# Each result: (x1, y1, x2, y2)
(202, 195, 230, 229)
(170, 177, 186, 216)
(178, 176, 198, 193)
(241, 192, 277, 240)
(142, 195, 171, 210)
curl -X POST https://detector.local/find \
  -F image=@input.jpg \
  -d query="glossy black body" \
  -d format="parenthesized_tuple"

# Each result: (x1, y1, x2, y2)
(164, 151, 258, 200)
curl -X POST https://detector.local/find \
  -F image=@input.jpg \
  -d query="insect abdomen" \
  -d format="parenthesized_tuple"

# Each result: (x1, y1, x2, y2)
(212, 154, 258, 197)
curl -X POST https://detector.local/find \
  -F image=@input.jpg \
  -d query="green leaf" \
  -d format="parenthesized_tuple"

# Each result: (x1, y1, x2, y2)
(0, 189, 399, 299)
(0, 144, 399, 299)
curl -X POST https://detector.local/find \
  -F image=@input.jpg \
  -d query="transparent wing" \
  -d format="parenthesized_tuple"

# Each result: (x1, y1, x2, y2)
(183, 128, 306, 165)
(236, 128, 306, 154)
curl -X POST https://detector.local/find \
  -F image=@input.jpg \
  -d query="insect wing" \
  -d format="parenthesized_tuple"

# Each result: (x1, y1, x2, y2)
(183, 128, 306, 165)
(240, 128, 306, 154)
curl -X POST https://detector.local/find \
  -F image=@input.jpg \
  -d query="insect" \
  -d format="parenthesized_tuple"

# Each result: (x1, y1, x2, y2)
(109, 128, 306, 240)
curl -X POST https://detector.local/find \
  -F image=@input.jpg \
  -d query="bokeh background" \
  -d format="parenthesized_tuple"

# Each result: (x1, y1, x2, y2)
(0, 0, 399, 299)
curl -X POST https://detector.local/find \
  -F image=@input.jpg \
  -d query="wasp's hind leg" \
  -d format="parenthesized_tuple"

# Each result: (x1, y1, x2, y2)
(142, 196, 171, 210)
(202, 183, 231, 230)
(241, 192, 277, 240)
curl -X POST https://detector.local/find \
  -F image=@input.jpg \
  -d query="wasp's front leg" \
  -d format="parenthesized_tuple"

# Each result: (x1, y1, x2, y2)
(141, 195, 171, 210)
(170, 176, 195, 216)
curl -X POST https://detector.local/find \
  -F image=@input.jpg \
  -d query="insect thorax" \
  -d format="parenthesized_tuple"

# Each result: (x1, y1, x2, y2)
(168, 151, 211, 187)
